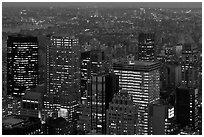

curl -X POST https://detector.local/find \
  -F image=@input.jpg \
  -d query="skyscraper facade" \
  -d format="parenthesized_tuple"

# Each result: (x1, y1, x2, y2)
(7, 35, 39, 97)
(80, 50, 107, 104)
(113, 61, 160, 134)
(138, 33, 155, 61)
(181, 43, 199, 87)
(43, 35, 80, 123)
(106, 90, 138, 135)
(78, 72, 119, 134)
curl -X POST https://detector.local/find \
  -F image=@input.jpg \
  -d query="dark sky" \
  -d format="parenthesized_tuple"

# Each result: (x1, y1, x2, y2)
(2, 2, 202, 8)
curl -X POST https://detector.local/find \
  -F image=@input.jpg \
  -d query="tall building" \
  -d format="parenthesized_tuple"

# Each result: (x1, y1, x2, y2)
(113, 61, 160, 134)
(78, 73, 119, 134)
(43, 35, 80, 124)
(106, 90, 138, 135)
(181, 43, 199, 87)
(7, 35, 39, 97)
(138, 33, 155, 61)
(80, 50, 107, 104)
(148, 104, 177, 135)
(175, 87, 199, 131)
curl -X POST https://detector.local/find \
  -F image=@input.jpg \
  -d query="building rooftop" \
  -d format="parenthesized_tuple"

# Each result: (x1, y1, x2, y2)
(23, 84, 44, 100)
(2, 116, 25, 127)
(113, 60, 160, 71)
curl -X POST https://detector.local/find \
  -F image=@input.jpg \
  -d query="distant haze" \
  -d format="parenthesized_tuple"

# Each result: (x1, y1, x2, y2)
(2, 2, 202, 8)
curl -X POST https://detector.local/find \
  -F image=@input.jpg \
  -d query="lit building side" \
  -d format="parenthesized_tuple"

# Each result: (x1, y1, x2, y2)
(138, 33, 155, 61)
(175, 87, 199, 131)
(148, 104, 177, 135)
(44, 35, 80, 122)
(181, 43, 199, 87)
(7, 35, 39, 97)
(113, 61, 160, 135)
(80, 50, 107, 104)
(106, 90, 138, 135)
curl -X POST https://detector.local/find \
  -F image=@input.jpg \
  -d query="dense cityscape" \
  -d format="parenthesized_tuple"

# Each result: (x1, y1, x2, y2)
(2, 2, 202, 135)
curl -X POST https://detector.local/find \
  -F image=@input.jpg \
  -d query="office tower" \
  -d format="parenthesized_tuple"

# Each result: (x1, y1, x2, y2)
(80, 50, 107, 104)
(78, 73, 119, 134)
(7, 35, 39, 97)
(106, 90, 138, 135)
(181, 43, 199, 87)
(90, 73, 119, 134)
(175, 87, 199, 131)
(113, 61, 160, 134)
(148, 104, 177, 135)
(138, 33, 155, 61)
(21, 84, 44, 118)
(44, 35, 80, 123)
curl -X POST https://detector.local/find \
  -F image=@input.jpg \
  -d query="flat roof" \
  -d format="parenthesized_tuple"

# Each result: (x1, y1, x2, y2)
(113, 60, 160, 72)
(3, 116, 24, 127)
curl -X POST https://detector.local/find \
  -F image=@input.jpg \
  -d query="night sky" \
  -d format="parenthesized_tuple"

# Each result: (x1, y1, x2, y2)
(2, 2, 202, 8)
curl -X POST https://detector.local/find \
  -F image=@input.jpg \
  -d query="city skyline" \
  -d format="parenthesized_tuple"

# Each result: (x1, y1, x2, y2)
(2, 2, 202, 135)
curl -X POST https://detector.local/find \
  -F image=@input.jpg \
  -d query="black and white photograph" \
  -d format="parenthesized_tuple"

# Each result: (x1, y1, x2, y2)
(2, 1, 202, 135)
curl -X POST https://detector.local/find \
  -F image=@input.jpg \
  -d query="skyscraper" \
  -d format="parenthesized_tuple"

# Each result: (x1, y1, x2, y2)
(78, 72, 119, 134)
(175, 87, 199, 131)
(106, 90, 138, 135)
(7, 35, 39, 97)
(43, 35, 80, 123)
(113, 61, 160, 134)
(138, 33, 155, 61)
(80, 50, 107, 104)
(181, 43, 199, 87)
(148, 104, 177, 135)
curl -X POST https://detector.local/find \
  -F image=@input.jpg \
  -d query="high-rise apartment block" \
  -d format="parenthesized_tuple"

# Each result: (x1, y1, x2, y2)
(113, 61, 160, 134)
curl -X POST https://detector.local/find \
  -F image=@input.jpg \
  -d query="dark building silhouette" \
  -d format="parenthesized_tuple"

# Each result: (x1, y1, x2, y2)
(138, 33, 155, 61)
(78, 72, 119, 134)
(43, 117, 69, 135)
(175, 87, 199, 131)
(148, 104, 177, 135)
(80, 50, 107, 104)
(7, 35, 39, 97)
